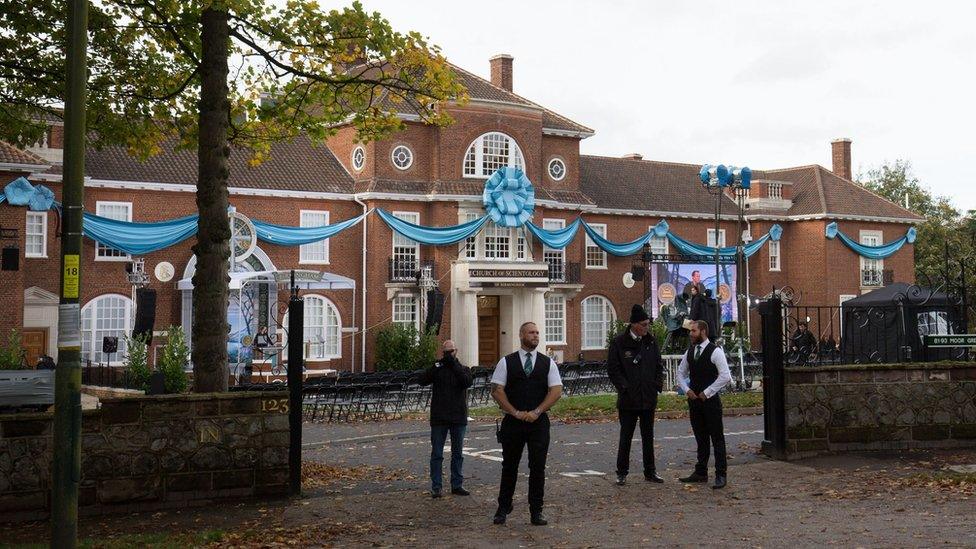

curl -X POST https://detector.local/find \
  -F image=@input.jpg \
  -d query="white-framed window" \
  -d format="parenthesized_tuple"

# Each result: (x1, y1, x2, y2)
(839, 294, 857, 332)
(352, 146, 366, 171)
(391, 145, 413, 170)
(581, 295, 615, 350)
(81, 294, 134, 365)
(25, 211, 48, 258)
(392, 211, 420, 280)
(460, 211, 479, 259)
(767, 182, 783, 200)
(647, 226, 668, 255)
(302, 295, 341, 360)
(95, 201, 132, 260)
(768, 241, 781, 271)
(585, 223, 607, 269)
(393, 295, 419, 329)
(299, 210, 330, 264)
(548, 158, 566, 181)
(543, 218, 566, 281)
(462, 132, 525, 178)
(859, 230, 883, 287)
(484, 222, 511, 260)
(544, 295, 566, 345)
(706, 229, 727, 248)
(917, 311, 953, 337)
(516, 228, 527, 261)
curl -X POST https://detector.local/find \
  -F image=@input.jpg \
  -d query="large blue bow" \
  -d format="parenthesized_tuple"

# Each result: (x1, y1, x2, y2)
(2, 177, 55, 211)
(483, 167, 534, 227)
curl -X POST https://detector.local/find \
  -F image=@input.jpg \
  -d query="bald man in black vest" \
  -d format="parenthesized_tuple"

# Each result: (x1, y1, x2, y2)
(490, 321, 563, 526)
(678, 320, 732, 489)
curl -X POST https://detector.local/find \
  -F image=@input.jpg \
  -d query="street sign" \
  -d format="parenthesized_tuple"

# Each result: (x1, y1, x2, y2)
(924, 334, 976, 348)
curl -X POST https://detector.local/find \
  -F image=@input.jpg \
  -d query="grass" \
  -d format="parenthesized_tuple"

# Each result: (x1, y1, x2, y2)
(469, 391, 763, 419)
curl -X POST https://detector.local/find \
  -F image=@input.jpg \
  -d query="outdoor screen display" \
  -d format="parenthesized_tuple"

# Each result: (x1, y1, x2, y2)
(648, 263, 737, 323)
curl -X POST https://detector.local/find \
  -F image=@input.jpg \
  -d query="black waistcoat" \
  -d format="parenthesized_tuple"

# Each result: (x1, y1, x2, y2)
(503, 352, 551, 412)
(688, 342, 718, 393)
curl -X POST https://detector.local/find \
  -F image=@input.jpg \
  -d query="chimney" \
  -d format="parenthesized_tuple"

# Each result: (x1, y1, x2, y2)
(831, 138, 852, 180)
(621, 153, 643, 161)
(490, 54, 514, 92)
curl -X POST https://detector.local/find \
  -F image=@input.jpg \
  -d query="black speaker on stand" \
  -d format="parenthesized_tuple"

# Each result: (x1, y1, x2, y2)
(424, 289, 445, 334)
(132, 288, 157, 345)
(1, 247, 19, 271)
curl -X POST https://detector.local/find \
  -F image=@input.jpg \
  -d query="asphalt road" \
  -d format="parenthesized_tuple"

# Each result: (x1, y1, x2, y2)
(302, 415, 764, 494)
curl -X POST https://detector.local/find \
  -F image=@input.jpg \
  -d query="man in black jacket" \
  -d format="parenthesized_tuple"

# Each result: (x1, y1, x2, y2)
(419, 340, 473, 498)
(607, 304, 665, 486)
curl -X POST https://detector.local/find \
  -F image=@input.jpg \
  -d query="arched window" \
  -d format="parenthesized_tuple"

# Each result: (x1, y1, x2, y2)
(81, 294, 134, 364)
(581, 295, 616, 350)
(463, 132, 524, 178)
(302, 295, 341, 360)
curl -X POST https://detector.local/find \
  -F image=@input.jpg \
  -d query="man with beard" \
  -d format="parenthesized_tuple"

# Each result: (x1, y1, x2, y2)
(677, 320, 732, 489)
(490, 322, 563, 526)
(607, 304, 664, 485)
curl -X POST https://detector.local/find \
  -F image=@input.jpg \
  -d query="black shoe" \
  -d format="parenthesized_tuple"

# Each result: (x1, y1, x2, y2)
(712, 475, 727, 489)
(530, 512, 548, 526)
(431, 490, 442, 498)
(451, 487, 470, 496)
(616, 474, 626, 486)
(493, 505, 512, 525)
(644, 472, 664, 483)
(679, 472, 708, 483)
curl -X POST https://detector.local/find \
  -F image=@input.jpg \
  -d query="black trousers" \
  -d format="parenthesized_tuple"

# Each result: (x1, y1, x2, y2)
(616, 408, 657, 476)
(689, 395, 727, 476)
(497, 414, 550, 513)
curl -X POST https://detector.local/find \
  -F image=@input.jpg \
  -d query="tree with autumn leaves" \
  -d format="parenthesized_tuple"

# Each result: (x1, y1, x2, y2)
(0, 0, 465, 391)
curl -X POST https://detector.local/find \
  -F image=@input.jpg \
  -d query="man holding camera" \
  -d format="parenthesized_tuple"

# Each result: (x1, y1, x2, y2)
(607, 305, 665, 485)
(419, 340, 473, 498)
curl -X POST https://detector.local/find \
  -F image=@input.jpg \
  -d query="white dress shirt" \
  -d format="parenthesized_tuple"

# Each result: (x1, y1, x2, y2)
(491, 348, 563, 388)
(677, 338, 732, 398)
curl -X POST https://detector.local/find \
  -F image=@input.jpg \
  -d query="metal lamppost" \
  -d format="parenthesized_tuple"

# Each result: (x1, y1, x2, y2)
(698, 164, 751, 346)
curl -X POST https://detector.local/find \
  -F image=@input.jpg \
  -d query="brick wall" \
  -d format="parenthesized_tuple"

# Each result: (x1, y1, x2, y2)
(0, 169, 29, 338)
(0, 392, 290, 520)
(782, 362, 976, 459)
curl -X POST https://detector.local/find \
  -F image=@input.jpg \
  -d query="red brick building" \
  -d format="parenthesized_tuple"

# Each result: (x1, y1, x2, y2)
(0, 54, 922, 373)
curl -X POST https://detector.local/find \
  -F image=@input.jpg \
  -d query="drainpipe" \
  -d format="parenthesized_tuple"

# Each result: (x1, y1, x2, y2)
(745, 218, 752, 342)
(354, 195, 368, 373)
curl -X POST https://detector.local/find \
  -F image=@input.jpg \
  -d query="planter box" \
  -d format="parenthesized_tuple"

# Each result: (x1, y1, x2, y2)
(0, 370, 55, 407)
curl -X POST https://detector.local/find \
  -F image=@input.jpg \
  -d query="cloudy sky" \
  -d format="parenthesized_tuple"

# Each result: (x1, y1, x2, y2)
(352, 0, 975, 210)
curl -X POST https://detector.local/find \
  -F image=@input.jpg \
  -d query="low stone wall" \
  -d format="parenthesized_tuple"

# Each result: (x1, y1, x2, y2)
(81, 385, 143, 400)
(0, 391, 291, 520)
(785, 362, 976, 459)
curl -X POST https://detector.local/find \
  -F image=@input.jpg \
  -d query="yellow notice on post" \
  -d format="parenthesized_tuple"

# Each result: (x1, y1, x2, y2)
(63, 254, 80, 298)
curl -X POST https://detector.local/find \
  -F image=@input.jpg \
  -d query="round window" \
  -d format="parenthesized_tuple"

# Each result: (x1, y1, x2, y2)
(391, 145, 413, 170)
(548, 158, 566, 181)
(352, 146, 366, 171)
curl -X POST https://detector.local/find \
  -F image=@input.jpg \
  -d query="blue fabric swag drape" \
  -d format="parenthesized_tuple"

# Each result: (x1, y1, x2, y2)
(376, 208, 490, 245)
(82, 212, 200, 255)
(253, 212, 368, 246)
(825, 222, 916, 260)
(580, 220, 654, 257)
(525, 219, 581, 249)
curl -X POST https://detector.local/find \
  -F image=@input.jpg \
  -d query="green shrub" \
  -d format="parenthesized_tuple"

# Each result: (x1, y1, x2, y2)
(375, 323, 438, 371)
(0, 329, 26, 370)
(650, 318, 669, 349)
(605, 319, 629, 349)
(123, 333, 150, 392)
(158, 326, 190, 394)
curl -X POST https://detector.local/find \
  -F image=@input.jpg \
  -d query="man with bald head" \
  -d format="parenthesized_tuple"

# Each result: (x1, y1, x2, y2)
(419, 339, 473, 498)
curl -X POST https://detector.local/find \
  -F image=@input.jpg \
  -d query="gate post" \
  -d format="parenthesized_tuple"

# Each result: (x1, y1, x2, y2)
(287, 271, 304, 495)
(759, 296, 787, 459)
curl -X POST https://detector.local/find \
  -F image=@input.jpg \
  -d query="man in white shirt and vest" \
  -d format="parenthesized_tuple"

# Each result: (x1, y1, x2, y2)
(490, 321, 563, 526)
(677, 320, 732, 489)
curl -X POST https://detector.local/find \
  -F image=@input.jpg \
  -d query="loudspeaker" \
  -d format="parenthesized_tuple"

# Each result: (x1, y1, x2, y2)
(630, 264, 645, 281)
(133, 288, 157, 345)
(148, 371, 166, 395)
(424, 289, 445, 334)
(102, 336, 118, 354)
(1, 247, 19, 271)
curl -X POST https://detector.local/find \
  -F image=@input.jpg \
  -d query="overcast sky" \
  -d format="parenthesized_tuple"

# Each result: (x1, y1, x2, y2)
(351, 0, 975, 211)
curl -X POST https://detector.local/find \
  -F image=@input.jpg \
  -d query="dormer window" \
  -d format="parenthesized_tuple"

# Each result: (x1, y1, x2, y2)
(768, 182, 783, 200)
(463, 132, 524, 178)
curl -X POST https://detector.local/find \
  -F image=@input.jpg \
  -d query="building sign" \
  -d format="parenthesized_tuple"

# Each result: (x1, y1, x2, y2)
(924, 334, 976, 348)
(469, 269, 548, 278)
(467, 266, 549, 288)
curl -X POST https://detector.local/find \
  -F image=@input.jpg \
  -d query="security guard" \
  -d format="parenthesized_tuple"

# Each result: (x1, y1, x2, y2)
(490, 321, 563, 526)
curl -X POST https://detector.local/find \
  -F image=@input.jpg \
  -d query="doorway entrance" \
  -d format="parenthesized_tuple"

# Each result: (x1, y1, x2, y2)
(478, 296, 500, 366)
(22, 329, 47, 367)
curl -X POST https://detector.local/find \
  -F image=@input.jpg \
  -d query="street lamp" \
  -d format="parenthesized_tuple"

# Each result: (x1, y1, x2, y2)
(698, 164, 751, 346)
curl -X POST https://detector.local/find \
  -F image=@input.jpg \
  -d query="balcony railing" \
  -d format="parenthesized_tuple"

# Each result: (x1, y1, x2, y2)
(547, 260, 581, 284)
(388, 258, 433, 283)
(861, 269, 883, 287)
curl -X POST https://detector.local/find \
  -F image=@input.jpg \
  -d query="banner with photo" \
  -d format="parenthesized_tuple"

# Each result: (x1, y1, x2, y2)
(648, 263, 737, 324)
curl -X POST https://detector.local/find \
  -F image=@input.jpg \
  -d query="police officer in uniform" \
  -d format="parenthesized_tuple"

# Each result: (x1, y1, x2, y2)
(490, 321, 563, 526)
(607, 304, 664, 485)
(677, 320, 732, 489)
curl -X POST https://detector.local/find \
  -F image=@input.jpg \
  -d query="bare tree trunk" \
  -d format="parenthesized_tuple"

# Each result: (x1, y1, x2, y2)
(192, 7, 231, 392)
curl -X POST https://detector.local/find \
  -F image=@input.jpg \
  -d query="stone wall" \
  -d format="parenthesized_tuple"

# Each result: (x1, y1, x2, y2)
(0, 391, 291, 521)
(784, 362, 976, 458)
